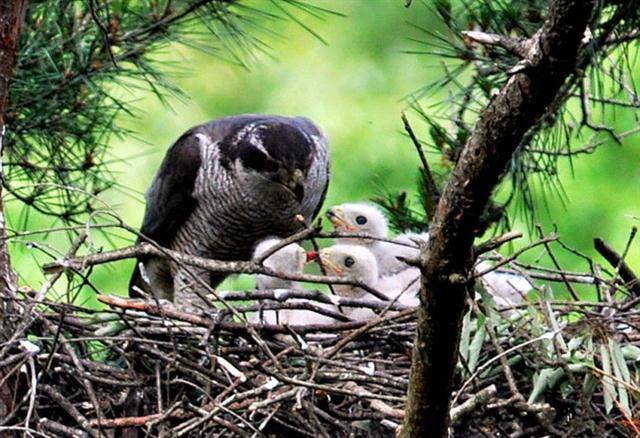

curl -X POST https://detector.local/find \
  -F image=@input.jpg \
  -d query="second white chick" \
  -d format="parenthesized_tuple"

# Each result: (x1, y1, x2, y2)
(252, 237, 336, 326)
(326, 203, 428, 276)
(475, 260, 533, 310)
(319, 244, 422, 318)
(325, 203, 534, 309)
(318, 244, 380, 321)
(376, 267, 421, 308)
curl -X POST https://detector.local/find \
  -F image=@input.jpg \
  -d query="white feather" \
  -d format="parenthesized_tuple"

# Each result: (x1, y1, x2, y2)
(475, 260, 533, 308)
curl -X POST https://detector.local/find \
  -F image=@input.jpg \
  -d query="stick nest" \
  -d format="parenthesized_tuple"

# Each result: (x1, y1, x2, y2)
(1, 235, 640, 437)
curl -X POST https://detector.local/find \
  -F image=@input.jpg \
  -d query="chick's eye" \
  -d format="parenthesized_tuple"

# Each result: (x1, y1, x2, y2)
(355, 215, 367, 225)
(344, 256, 355, 268)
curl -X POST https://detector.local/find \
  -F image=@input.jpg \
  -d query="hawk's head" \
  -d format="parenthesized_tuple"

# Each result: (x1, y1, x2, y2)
(219, 119, 316, 203)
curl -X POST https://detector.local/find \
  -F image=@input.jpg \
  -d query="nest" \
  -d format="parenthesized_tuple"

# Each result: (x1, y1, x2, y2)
(1, 232, 639, 437)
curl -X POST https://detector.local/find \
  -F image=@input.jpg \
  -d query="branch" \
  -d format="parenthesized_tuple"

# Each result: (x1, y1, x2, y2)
(42, 242, 391, 302)
(594, 231, 640, 297)
(401, 112, 440, 221)
(475, 230, 523, 255)
(96, 295, 409, 335)
(402, 1, 597, 436)
(212, 290, 410, 312)
(461, 30, 531, 58)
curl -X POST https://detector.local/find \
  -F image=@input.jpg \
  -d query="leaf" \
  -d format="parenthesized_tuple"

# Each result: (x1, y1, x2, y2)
(600, 342, 615, 414)
(621, 345, 640, 362)
(610, 339, 632, 417)
(484, 355, 523, 378)
(583, 372, 598, 397)
(544, 301, 567, 351)
(468, 319, 487, 373)
(567, 335, 583, 354)
(459, 311, 472, 365)
(528, 367, 564, 404)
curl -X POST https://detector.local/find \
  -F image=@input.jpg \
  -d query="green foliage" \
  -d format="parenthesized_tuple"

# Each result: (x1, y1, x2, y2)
(378, 0, 640, 232)
(5, 1, 639, 301)
(5, 0, 336, 226)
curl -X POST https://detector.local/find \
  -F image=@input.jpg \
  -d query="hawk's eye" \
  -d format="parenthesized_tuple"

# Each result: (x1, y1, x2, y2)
(344, 256, 355, 268)
(355, 215, 367, 225)
(236, 143, 279, 173)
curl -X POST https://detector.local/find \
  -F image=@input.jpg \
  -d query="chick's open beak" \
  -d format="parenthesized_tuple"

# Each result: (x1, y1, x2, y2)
(306, 251, 317, 262)
(318, 250, 343, 275)
(326, 208, 356, 232)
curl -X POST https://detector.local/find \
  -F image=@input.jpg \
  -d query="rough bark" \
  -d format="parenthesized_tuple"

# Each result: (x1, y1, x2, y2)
(402, 0, 597, 436)
(0, 0, 27, 420)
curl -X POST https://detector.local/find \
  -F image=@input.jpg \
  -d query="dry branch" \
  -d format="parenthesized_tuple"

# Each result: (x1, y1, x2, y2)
(595, 233, 640, 297)
(0, 242, 638, 437)
(44, 242, 392, 302)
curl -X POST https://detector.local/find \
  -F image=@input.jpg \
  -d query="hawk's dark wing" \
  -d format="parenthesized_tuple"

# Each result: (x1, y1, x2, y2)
(129, 131, 202, 296)
(139, 114, 310, 245)
(139, 131, 203, 246)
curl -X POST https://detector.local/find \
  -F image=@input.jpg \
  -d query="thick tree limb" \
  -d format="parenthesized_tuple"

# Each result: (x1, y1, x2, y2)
(0, 0, 27, 421)
(402, 1, 597, 436)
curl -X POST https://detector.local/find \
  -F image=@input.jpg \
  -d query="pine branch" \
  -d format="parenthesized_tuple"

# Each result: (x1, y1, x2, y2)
(407, 0, 640, 228)
(4, 0, 334, 226)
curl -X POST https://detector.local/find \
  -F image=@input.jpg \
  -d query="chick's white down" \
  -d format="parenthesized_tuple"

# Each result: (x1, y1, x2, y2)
(318, 244, 379, 321)
(326, 203, 428, 276)
(251, 237, 336, 325)
(319, 244, 420, 315)
(253, 237, 306, 290)
(475, 260, 533, 308)
(326, 202, 532, 309)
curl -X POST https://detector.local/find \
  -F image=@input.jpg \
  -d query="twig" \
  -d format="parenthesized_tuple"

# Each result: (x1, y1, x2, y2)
(594, 228, 640, 297)
(450, 385, 497, 422)
(45, 243, 391, 302)
(324, 309, 416, 359)
(475, 231, 523, 255)
(537, 225, 580, 300)
(40, 384, 99, 438)
(401, 112, 440, 220)
(461, 30, 532, 58)
(473, 235, 558, 278)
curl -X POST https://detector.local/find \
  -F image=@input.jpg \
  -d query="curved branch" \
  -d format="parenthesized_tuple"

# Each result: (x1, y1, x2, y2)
(402, 1, 597, 436)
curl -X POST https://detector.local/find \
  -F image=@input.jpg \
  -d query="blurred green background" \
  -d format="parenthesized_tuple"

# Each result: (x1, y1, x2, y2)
(6, 1, 639, 306)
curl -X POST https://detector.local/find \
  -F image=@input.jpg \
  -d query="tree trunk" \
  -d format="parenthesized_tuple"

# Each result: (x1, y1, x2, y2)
(0, 0, 27, 420)
(401, 0, 596, 436)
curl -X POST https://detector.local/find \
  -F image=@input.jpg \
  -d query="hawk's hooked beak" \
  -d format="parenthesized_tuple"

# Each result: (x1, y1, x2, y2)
(286, 169, 305, 203)
(326, 208, 356, 232)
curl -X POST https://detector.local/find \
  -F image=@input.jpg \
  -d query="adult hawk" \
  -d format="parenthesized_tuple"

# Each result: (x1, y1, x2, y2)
(129, 114, 330, 308)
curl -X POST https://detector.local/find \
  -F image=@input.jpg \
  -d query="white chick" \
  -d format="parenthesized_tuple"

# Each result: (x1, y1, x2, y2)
(326, 203, 428, 276)
(390, 231, 430, 267)
(475, 260, 533, 309)
(251, 237, 337, 326)
(319, 244, 422, 319)
(376, 267, 421, 308)
(318, 244, 381, 321)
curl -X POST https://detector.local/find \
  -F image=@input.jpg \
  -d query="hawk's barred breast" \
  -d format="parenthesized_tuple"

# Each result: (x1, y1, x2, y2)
(129, 114, 330, 303)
